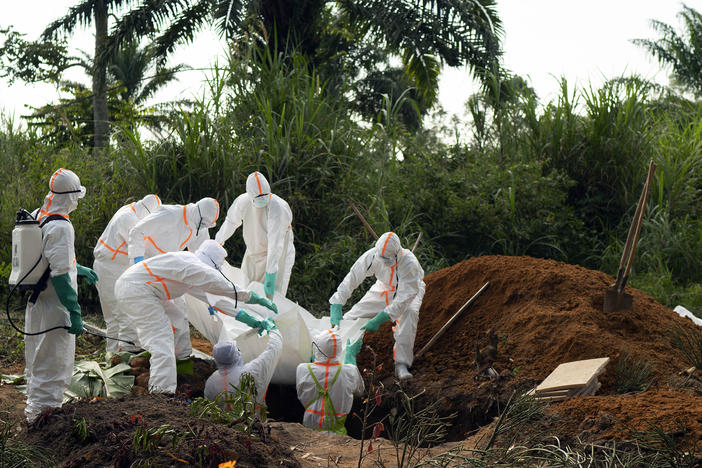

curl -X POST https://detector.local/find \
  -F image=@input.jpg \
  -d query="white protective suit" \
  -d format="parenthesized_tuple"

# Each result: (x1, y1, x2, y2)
(93, 194, 161, 352)
(204, 330, 283, 406)
(114, 241, 250, 393)
(126, 198, 219, 356)
(214, 172, 295, 296)
(296, 329, 364, 434)
(24, 168, 85, 422)
(128, 198, 219, 261)
(330, 232, 425, 368)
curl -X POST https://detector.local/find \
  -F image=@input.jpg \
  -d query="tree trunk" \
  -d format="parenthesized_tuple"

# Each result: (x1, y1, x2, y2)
(93, 0, 109, 149)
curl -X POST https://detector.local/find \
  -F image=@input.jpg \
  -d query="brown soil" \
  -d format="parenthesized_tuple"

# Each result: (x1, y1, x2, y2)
(24, 394, 299, 468)
(6, 255, 702, 465)
(358, 255, 702, 441)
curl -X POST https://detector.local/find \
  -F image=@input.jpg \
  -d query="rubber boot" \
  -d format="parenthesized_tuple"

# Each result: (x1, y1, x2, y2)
(395, 363, 413, 380)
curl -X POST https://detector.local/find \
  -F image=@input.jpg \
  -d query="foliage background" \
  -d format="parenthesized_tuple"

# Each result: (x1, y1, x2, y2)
(1, 40, 702, 318)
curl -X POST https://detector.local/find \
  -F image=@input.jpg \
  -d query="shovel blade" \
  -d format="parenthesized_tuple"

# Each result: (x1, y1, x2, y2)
(603, 287, 633, 313)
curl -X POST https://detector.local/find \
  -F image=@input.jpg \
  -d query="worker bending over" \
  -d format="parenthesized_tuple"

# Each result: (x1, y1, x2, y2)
(93, 194, 161, 353)
(125, 197, 219, 357)
(215, 172, 295, 298)
(329, 232, 425, 380)
(114, 240, 276, 394)
(296, 329, 364, 434)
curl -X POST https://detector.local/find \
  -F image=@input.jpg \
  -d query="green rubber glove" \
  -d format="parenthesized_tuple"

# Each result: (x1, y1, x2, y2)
(236, 310, 262, 329)
(246, 291, 278, 314)
(258, 317, 277, 335)
(76, 264, 99, 285)
(263, 272, 276, 297)
(360, 310, 391, 333)
(330, 303, 342, 327)
(51, 273, 82, 335)
(344, 337, 363, 366)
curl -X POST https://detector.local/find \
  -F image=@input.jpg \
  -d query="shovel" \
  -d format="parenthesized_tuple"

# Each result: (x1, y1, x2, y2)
(603, 160, 657, 313)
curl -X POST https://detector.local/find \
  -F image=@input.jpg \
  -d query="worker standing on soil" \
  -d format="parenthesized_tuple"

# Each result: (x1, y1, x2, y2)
(295, 329, 364, 434)
(93, 194, 161, 354)
(126, 197, 220, 360)
(204, 326, 283, 406)
(214, 172, 295, 299)
(114, 240, 277, 394)
(24, 168, 96, 423)
(329, 232, 425, 380)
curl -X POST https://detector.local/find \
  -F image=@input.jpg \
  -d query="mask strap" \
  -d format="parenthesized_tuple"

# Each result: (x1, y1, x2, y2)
(50, 188, 82, 195)
(311, 341, 329, 360)
(196, 204, 204, 236)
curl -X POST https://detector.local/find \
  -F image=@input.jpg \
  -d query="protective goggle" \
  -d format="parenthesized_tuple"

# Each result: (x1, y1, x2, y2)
(52, 186, 86, 198)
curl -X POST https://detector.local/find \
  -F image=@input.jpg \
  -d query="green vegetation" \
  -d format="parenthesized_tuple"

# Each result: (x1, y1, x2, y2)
(0, 409, 50, 467)
(190, 373, 264, 434)
(0, 4, 701, 319)
(614, 350, 653, 394)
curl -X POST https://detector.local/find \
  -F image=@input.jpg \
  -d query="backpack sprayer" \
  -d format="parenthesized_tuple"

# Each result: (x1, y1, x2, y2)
(7, 208, 133, 344)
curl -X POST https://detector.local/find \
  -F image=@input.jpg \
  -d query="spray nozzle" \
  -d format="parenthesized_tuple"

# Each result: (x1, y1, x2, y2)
(15, 208, 36, 223)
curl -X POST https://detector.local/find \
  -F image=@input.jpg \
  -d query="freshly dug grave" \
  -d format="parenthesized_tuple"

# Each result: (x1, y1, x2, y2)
(357, 255, 702, 441)
(25, 394, 299, 468)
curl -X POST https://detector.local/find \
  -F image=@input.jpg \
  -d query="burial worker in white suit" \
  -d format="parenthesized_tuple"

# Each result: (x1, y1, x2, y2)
(215, 172, 295, 298)
(93, 194, 161, 353)
(24, 168, 97, 423)
(114, 240, 277, 394)
(295, 329, 364, 434)
(328, 232, 425, 380)
(204, 325, 283, 407)
(125, 197, 220, 361)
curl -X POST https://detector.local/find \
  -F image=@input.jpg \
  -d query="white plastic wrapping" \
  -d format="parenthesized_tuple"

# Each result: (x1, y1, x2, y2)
(185, 261, 367, 384)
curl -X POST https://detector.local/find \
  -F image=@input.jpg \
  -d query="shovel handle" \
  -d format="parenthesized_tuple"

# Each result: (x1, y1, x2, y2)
(619, 161, 657, 292)
(613, 160, 656, 290)
(349, 201, 378, 240)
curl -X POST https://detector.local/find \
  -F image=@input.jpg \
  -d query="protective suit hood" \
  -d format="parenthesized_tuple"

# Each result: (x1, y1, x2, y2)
(213, 341, 243, 370)
(375, 232, 401, 261)
(312, 329, 340, 363)
(195, 198, 220, 231)
(246, 172, 271, 198)
(40, 168, 85, 218)
(195, 239, 227, 269)
(133, 194, 161, 219)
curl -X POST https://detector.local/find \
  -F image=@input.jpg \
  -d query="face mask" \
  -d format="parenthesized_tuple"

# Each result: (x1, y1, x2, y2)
(379, 255, 395, 267)
(252, 195, 270, 208)
(66, 193, 80, 213)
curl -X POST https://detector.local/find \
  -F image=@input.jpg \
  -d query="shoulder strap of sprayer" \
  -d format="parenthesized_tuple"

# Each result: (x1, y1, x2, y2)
(28, 215, 70, 304)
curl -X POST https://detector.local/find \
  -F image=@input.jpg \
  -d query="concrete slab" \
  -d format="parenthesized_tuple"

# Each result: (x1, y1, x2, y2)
(535, 357, 610, 392)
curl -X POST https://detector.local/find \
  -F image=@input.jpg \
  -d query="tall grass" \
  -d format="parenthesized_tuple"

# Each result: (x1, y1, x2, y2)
(1, 43, 702, 318)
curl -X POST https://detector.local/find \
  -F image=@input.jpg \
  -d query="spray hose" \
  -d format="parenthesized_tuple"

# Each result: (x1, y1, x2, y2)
(5, 255, 134, 344)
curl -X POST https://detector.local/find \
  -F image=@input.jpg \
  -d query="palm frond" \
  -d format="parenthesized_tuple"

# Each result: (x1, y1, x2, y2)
(42, 0, 98, 39)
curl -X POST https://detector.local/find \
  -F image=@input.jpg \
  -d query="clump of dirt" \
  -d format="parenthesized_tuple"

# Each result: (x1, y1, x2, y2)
(25, 394, 299, 468)
(357, 255, 702, 441)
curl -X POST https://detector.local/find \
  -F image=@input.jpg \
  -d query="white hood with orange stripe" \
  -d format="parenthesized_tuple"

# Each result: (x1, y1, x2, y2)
(94, 194, 161, 265)
(296, 329, 364, 432)
(127, 199, 219, 261)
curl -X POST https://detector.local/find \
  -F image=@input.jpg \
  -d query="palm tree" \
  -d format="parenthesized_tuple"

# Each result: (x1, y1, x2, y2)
(106, 0, 503, 119)
(41, 0, 112, 148)
(633, 4, 702, 97)
(24, 41, 187, 145)
(108, 40, 188, 106)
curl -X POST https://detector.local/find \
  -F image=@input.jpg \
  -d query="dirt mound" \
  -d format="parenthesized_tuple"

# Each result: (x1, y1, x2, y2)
(25, 394, 299, 468)
(357, 255, 702, 440)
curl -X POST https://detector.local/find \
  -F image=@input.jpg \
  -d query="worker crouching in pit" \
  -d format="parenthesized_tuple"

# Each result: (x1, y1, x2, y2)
(296, 329, 364, 435)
